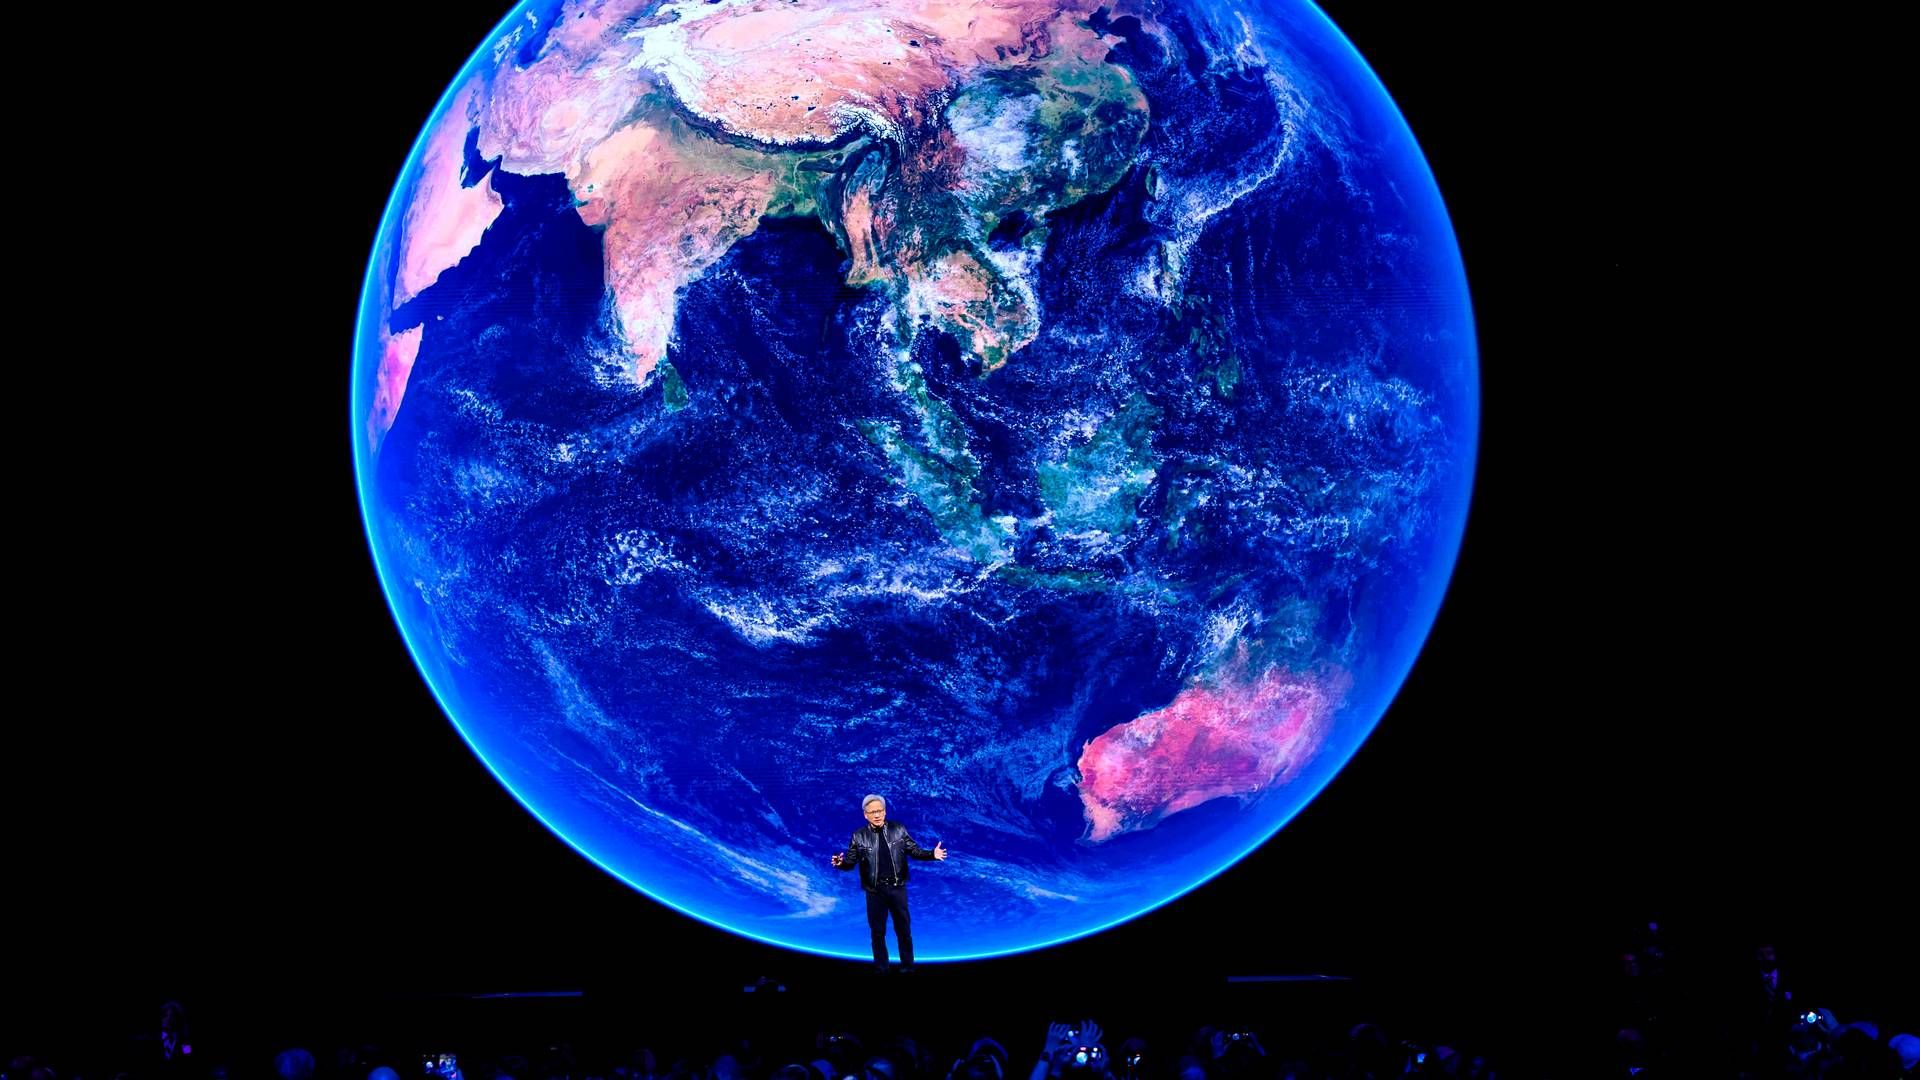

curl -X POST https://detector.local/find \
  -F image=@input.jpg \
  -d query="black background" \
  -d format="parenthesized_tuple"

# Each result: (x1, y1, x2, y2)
(15, 0, 1905, 1045)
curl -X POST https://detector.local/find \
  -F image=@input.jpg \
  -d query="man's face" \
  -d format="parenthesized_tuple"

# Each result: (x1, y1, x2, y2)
(865, 803, 886, 827)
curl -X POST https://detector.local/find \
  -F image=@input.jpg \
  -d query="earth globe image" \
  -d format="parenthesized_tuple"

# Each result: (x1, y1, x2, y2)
(351, 0, 1477, 961)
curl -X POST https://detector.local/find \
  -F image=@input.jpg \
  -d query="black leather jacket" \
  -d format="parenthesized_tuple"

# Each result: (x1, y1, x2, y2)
(835, 821, 936, 892)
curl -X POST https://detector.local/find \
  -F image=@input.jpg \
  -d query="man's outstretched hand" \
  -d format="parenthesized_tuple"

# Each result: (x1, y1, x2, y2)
(934, 841, 948, 860)
(830, 852, 846, 867)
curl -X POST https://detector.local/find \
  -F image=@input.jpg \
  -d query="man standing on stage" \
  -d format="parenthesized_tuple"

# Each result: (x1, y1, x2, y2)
(830, 794, 946, 973)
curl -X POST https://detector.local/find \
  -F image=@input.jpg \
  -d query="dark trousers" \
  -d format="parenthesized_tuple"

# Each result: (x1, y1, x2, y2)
(865, 881, 912, 969)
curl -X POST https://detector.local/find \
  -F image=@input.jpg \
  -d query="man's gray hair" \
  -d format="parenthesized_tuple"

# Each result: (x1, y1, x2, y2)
(862, 794, 886, 812)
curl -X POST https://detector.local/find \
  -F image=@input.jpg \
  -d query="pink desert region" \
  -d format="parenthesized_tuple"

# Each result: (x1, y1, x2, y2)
(1074, 649, 1350, 843)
